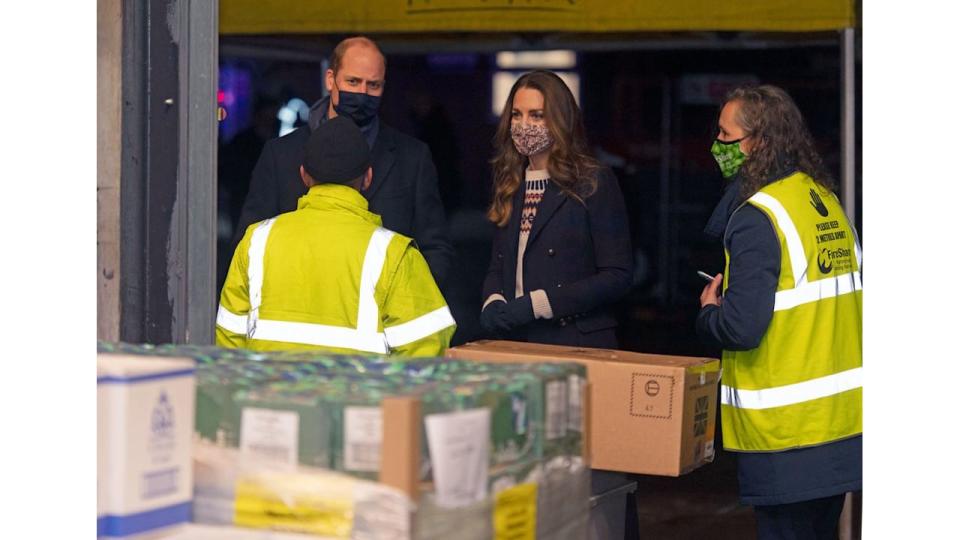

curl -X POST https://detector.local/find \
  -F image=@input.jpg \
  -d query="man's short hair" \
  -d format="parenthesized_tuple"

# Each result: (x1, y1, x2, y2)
(329, 36, 387, 75)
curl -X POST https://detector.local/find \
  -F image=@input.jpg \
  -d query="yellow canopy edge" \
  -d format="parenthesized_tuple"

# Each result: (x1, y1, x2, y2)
(220, 0, 856, 35)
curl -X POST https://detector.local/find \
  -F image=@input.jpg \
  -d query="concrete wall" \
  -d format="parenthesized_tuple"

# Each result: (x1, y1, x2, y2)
(97, 0, 122, 341)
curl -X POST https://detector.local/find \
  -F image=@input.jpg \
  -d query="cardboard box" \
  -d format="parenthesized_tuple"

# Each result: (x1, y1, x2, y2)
(446, 341, 720, 476)
(97, 353, 196, 538)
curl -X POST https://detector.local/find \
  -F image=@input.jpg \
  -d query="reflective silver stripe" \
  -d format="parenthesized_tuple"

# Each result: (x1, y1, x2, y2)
(851, 225, 863, 269)
(774, 271, 862, 312)
(216, 305, 248, 335)
(251, 319, 389, 354)
(721, 367, 862, 410)
(384, 306, 457, 347)
(247, 218, 276, 337)
(356, 228, 395, 336)
(748, 192, 808, 287)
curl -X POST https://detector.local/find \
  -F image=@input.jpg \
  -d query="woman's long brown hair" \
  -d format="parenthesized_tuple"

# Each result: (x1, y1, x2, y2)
(724, 85, 836, 198)
(488, 70, 603, 227)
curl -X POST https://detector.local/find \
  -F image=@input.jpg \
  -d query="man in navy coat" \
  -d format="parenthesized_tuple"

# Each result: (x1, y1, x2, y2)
(233, 36, 454, 286)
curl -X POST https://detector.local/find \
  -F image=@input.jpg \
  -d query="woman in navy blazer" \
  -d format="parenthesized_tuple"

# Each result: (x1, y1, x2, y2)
(480, 71, 633, 348)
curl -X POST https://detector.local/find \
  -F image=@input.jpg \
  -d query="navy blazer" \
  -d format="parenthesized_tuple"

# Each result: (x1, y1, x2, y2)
(482, 168, 634, 347)
(233, 122, 455, 286)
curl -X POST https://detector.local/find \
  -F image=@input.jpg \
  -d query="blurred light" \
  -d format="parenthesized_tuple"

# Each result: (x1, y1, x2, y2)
(492, 71, 580, 117)
(278, 98, 310, 137)
(496, 50, 576, 69)
(217, 106, 228, 122)
(217, 65, 252, 142)
(427, 53, 479, 71)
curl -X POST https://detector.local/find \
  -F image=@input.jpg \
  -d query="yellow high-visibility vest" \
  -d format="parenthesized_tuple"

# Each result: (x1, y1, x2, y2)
(216, 183, 456, 357)
(721, 172, 862, 452)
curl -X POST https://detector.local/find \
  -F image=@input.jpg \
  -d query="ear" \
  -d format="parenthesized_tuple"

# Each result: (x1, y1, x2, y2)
(300, 165, 313, 189)
(325, 68, 335, 94)
(361, 167, 373, 191)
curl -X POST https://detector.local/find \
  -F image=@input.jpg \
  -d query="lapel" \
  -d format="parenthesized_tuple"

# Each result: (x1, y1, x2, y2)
(363, 125, 396, 201)
(503, 186, 524, 300)
(526, 181, 566, 251)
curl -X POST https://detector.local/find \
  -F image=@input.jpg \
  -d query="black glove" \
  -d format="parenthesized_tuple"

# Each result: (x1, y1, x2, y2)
(480, 300, 511, 335)
(502, 296, 535, 329)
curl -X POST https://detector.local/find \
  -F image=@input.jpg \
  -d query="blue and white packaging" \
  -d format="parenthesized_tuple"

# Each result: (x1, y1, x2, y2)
(97, 353, 196, 538)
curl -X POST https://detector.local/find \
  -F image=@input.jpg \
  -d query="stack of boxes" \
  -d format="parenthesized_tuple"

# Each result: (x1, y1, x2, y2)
(97, 343, 590, 539)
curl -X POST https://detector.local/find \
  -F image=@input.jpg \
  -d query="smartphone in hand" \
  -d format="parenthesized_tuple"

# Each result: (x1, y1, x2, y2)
(697, 270, 716, 283)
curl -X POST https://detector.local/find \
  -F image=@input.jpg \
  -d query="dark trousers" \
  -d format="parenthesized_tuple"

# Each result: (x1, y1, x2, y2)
(753, 494, 845, 540)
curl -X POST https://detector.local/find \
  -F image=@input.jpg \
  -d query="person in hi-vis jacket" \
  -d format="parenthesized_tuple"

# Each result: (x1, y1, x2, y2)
(698, 84, 862, 540)
(217, 115, 455, 357)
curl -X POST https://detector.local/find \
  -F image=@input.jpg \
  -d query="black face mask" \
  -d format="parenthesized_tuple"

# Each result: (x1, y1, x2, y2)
(333, 87, 381, 127)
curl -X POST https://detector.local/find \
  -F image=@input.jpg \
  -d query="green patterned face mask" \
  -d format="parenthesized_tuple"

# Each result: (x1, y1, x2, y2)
(710, 138, 747, 178)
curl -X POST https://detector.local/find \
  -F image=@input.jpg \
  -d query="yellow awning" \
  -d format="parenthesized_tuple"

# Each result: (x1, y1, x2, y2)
(220, 0, 856, 35)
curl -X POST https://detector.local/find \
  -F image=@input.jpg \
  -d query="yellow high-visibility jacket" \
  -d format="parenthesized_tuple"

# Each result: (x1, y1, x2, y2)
(721, 172, 862, 451)
(216, 183, 456, 356)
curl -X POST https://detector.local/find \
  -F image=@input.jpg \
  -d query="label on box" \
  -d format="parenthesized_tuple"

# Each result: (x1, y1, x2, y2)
(693, 395, 710, 437)
(704, 440, 715, 460)
(567, 374, 583, 432)
(240, 408, 299, 467)
(344, 406, 383, 472)
(545, 381, 568, 440)
(630, 373, 675, 419)
(493, 483, 537, 540)
(425, 408, 490, 508)
(234, 475, 353, 536)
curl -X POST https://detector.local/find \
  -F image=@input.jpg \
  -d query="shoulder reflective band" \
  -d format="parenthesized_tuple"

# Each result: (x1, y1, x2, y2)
(384, 305, 457, 347)
(749, 192, 862, 311)
(357, 228, 395, 335)
(748, 192, 808, 287)
(721, 367, 862, 410)
(216, 305, 248, 335)
(247, 218, 277, 337)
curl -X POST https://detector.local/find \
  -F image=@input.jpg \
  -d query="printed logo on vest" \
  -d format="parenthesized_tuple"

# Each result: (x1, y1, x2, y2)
(809, 189, 829, 217)
(818, 248, 834, 274)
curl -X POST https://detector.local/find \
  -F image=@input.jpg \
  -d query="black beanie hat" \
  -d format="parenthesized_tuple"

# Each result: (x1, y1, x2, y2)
(302, 115, 371, 185)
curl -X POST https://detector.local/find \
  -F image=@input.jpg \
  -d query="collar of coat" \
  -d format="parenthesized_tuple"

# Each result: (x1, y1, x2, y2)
(297, 184, 383, 227)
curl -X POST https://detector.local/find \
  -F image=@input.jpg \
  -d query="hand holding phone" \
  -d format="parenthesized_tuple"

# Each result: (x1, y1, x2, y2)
(698, 270, 723, 307)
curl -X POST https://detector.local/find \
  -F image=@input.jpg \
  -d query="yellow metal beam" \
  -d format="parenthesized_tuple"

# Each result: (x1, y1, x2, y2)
(221, 0, 856, 35)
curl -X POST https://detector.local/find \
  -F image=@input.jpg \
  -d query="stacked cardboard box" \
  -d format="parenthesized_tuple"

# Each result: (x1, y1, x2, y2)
(446, 340, 722, 476)
(97, 353, 196, 538)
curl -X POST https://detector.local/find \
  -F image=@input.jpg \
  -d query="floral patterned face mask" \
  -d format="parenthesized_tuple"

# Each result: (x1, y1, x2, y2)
(511, 122, 554, 156)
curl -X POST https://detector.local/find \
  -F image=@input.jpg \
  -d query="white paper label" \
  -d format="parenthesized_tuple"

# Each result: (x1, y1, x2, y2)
(567, 374, 584, 432)
(704, 440, 715, 460)
(425, 408, 491, 508)
(344, 406, 383, 472)
(545, 380, 568, 440)
(240, 408, 299, 468)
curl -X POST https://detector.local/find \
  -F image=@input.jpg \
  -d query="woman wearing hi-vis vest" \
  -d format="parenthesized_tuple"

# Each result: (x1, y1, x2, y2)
(697, 85, 862, 540)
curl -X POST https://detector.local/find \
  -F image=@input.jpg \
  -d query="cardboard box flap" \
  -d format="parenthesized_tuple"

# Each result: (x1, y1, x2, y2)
(97, 353, 196, 378)
(460, 341, 717, 369)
